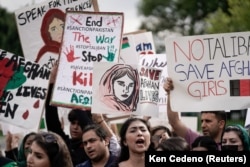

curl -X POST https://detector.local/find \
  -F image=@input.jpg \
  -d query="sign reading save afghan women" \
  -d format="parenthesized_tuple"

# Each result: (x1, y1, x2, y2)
(51, 11, 124, 109)
(165, 31, 250, 112)
(0, 49, 50, 129)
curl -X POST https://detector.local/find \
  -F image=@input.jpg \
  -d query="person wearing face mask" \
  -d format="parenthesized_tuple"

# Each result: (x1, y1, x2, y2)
(221, 124, 250, 151)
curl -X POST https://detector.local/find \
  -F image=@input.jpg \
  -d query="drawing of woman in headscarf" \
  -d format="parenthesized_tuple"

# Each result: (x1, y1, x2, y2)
(99, 64, 139, 112)
(35, 9, 65, 67)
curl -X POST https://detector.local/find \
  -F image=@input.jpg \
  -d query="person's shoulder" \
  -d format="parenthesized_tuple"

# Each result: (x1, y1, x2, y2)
(0, 157, 18, 167)
(117, 161, 128, 167)
(106, 154, 119, 167)
(76, 160, 91, 167)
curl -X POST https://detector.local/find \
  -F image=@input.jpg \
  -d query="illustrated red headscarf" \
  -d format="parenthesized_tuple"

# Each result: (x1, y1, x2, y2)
(35, 9, 65, 63)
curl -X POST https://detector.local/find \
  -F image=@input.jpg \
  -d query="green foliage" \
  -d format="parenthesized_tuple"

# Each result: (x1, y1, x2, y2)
(206, 0, 250, 33)
(0, 7, 23, 56)
(137, 0, 230, 52)
(138, 0, 229, 36)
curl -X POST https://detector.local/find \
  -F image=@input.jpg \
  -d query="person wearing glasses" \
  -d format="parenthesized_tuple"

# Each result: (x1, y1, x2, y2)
(221, 124, 250, 151)
(26, 131, 73, 167)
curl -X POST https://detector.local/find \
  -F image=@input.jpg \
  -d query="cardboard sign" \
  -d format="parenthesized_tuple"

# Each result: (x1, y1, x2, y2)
(0, 49, 50, 129)
(51, 11, 124, 109)
(15, 0, 98, 69)
(165, 31, 250, 111)
(120, 31, 156, 64)
(92, 62, 161, 117)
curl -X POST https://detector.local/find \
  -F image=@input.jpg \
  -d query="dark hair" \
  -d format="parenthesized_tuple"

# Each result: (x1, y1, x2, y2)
(192, 136, 218, 151)
(82, 124, 108, 141)
(157, 137, 190, 151)
(32, 132, 73, 167)
(201, 111, 227, 123)
(68, 109, 93, 130)
(223, 125, 250, 151)
(151, 125, 172, 137)
(119, 117, 151, 162)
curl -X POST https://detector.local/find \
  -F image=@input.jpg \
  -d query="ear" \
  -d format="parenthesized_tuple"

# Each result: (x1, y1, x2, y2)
(219, 120, 225, 129)
(123, 140, 127, 146)
(104, 137, 110, 146)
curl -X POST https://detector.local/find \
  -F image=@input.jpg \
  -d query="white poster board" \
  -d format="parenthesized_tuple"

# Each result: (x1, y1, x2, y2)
(51, 11, 124, 109)
(166, 31, 250, 111)
(15, 0, 98, 69)
(0, 49, 50, 129)
(120, 31, 156, 64)
(92, 62, 161, 117)
(139, 54, 168, 113)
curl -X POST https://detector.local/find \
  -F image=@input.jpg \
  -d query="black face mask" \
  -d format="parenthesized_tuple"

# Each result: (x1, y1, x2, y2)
(221, 145, 238, 151)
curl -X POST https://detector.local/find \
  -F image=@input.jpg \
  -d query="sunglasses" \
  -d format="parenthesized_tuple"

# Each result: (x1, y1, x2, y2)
(40, 133, 58, 145)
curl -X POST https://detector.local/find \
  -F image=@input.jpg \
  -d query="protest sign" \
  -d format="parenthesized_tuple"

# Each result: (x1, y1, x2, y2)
(165, 31, 250, 111)
(120, 31, 156, 64)
(0, 49, 50, 129)
(139, 54, 168, 114)
(92, 62, 161, 117)
(245, 108, 250, 126)
(51, 11, 124, 109)
(15, 0, 98, 70)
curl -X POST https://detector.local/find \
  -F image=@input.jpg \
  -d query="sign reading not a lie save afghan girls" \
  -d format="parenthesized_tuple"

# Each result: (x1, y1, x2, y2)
(165, 31, 250, 112)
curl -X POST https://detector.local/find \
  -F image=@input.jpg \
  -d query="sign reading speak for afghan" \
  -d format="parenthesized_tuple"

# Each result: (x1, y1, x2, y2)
(0, 49, 50, 129)
(51, 11, 124, 109)
(165, 31, 250, 112)
(15, 0, 98, 69)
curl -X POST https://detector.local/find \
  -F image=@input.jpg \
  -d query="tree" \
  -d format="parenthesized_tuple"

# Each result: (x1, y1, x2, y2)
(137, 0, 230, 52)
(0, 7, 23, 56)
(205, 0, 250, 33)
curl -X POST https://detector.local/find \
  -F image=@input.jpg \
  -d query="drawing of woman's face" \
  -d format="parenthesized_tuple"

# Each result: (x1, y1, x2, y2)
(48, 18, 64, 43)
(113, 74, 134, 101)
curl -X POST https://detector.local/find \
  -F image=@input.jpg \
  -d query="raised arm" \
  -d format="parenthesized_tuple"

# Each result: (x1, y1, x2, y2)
(163, 78, 188, 138)
(92, 114, 121, 156)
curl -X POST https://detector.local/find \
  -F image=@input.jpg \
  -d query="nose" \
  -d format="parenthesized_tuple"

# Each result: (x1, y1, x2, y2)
(123, 86, 129, 93)
(137, 129, 143, 136)
(27, 153, 33, 164)
(201, 121, 206, 128)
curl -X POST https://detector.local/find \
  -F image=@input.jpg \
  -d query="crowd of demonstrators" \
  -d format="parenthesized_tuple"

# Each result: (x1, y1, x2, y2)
(45, 68, 94, 165)
(26, 131, 73, 167)
(45, 64, 120, 166)
(163, 77, 227, 150)
(222, 124, 250, 151)
(2, 72, 250, 167)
